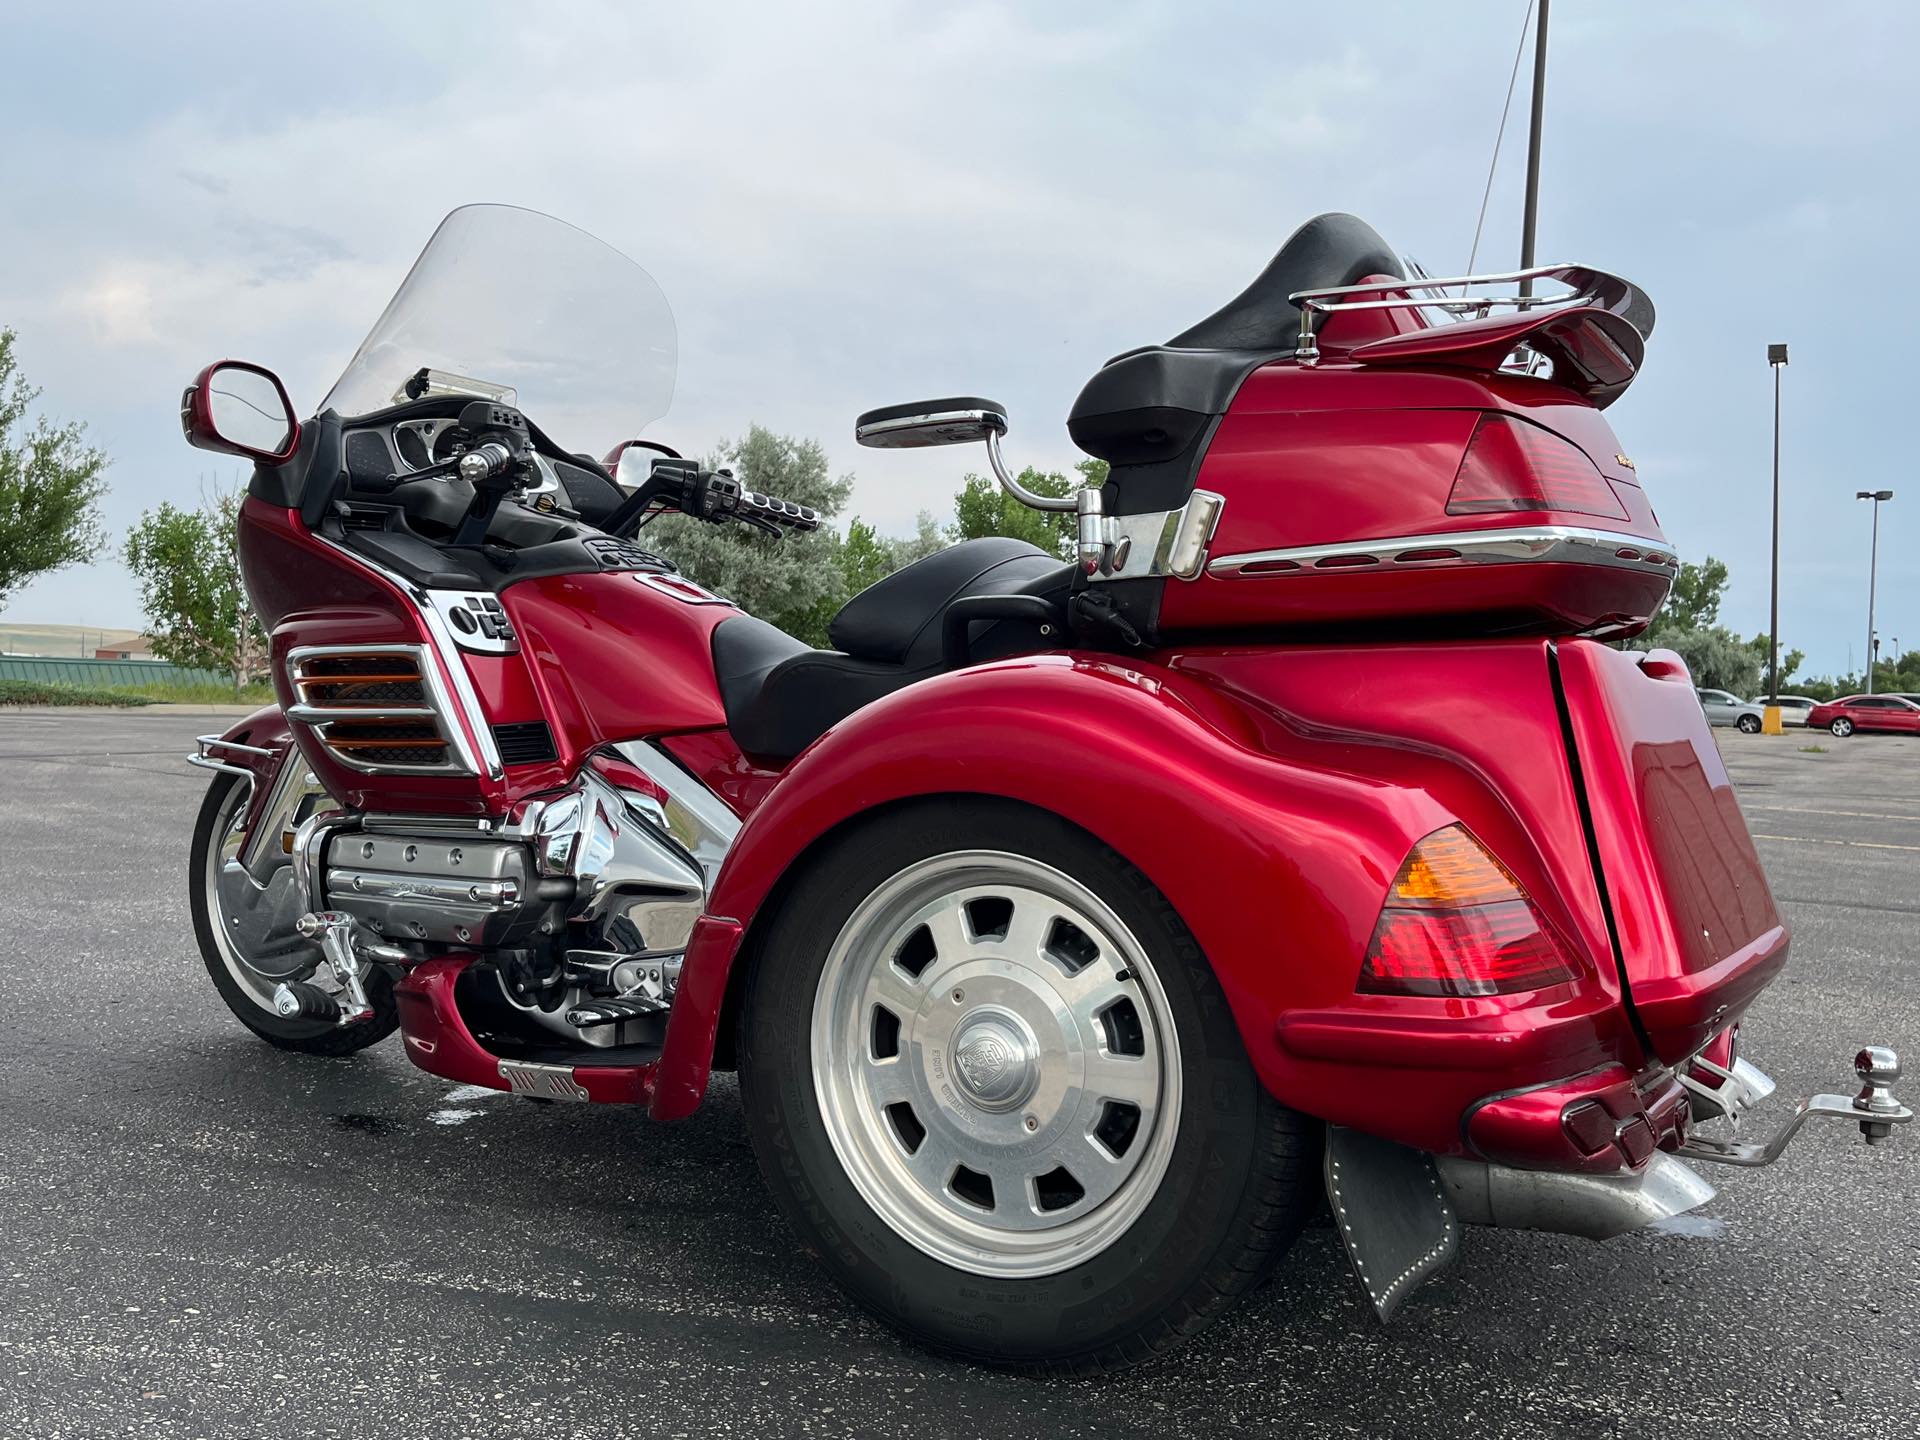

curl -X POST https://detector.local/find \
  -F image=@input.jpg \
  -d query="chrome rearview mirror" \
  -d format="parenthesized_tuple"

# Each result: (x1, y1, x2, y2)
(180, 360, 299, 464)
(854, 397, 1008, 450)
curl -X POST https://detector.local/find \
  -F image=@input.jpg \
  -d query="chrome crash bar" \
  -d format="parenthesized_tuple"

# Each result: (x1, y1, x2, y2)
(188, 733, 275, 782)
(1288, 261, 1655, 364)
(1678, 1047, 1911, 1168)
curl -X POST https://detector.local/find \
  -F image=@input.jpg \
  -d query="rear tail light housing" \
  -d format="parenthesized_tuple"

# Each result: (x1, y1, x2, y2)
(1359, 825, 1581, 998)
(1445, 413, 1629, 520)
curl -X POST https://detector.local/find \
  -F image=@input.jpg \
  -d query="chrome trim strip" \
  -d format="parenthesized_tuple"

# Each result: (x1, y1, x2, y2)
(326, 868, 522, 909)
(286, 703, 439, 723)
(1205, 526, 1677, 580)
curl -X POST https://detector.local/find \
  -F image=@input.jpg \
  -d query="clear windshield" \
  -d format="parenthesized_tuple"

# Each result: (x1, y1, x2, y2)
(320, 205, 677, 454)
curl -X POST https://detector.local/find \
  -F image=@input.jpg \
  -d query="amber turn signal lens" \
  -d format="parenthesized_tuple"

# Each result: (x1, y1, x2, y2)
(1360, 824, 1581, 998)
(1389, 826, 1525, 908)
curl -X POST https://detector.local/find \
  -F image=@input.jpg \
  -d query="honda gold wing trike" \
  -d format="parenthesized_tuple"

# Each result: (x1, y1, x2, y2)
(182, 204, 1908, 1372)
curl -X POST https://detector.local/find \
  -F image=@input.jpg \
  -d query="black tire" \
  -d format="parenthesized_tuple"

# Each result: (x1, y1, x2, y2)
(189, 772, 398, 1055)
(737, 797, 1319, 1374)
(1737, 713, 1762, 734)
(1831, 717, 1854, 738)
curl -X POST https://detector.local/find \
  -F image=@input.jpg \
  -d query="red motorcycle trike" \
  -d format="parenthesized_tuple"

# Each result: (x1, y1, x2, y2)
(182, 205, 1906, 1371)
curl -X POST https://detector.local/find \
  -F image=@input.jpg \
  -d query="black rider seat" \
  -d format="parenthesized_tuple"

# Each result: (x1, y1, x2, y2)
(711, 537, 1070, 762)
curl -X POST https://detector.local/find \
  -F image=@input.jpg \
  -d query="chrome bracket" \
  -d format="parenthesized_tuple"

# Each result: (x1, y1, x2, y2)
(1679, 1047, 1910, 1167)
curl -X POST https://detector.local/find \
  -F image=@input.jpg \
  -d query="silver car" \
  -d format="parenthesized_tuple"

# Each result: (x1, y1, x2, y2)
(1698, 688, 1765, 733)
(1756, 695, 1817, 728)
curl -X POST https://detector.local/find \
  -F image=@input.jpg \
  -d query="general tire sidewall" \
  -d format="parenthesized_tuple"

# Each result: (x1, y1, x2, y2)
(739, 798, 1279, 1365)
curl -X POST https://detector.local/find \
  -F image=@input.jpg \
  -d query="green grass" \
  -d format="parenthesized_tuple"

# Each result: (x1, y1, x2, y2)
(0, 679, 275, 707)
(0, 679, 154, 707)
(1799, 744, 1829, 754)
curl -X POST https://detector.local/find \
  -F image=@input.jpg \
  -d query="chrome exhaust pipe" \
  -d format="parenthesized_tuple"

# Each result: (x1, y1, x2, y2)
(1434, 1153, 1717, 1241)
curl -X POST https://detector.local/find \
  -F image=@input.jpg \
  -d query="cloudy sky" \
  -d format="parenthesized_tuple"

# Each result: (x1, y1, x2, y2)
(2, 1, 1911, 677)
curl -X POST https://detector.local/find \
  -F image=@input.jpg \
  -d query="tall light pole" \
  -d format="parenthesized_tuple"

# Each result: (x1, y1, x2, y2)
(1857, 489, 1894, 694)
(1763, 344, 1788, 730)
(1518, 0, 1550, 302)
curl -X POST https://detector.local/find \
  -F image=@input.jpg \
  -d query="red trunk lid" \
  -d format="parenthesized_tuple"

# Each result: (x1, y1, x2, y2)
(1554, 640, 1788, 1063)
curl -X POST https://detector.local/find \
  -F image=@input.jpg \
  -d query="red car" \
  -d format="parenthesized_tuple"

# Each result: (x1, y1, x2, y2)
(1807, 694, 1920, 737)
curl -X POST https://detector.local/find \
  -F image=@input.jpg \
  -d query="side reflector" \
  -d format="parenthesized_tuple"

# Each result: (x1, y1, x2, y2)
(1360, 825, 1580, 998)
(1446, 413, 1629, 520)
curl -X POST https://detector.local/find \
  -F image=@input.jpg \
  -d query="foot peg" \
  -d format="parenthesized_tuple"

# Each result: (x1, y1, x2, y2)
(1679, 1045, 1911, 1167)
(565, 995, 670, 1029)
(292, 911, 399, 1027)
(272, 980, 342, 1023)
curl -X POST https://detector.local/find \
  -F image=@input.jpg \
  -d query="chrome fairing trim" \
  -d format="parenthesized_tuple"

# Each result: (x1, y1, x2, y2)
(311, 534, 505, 781)
(1205, 526, 1677, 579)
(613, 740, 742, 887)
(285, 643, 479, 777)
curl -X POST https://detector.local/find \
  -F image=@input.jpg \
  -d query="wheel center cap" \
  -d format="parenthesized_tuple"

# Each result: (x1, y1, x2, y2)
(948, 1011, 1038, 1112)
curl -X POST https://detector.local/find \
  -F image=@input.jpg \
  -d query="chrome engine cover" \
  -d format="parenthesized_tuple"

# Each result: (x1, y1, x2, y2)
(322, 832, 537, 946)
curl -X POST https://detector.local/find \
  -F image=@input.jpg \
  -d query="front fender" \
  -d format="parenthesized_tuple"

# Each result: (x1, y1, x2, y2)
(654, 652, 1451, 1121)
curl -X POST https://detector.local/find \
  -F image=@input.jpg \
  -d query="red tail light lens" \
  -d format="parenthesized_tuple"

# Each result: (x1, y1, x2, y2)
(1445, 413, 1628, 520)
(1359, 825, 1581, 997)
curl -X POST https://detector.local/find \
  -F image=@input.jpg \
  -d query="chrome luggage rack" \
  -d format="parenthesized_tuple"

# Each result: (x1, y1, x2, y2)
(1288, 261, 1656, 365)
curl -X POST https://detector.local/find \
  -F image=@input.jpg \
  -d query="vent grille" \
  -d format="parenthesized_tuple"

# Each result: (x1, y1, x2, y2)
(492, 721, 558, 766)
(286, 645, 468, 775)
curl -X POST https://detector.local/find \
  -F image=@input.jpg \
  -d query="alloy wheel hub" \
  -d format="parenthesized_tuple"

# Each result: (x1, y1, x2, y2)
(811, 851, 1182, 1279)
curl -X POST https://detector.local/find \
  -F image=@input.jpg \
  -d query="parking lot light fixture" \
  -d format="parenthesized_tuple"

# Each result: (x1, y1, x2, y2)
(1856, 489, 1895, 694)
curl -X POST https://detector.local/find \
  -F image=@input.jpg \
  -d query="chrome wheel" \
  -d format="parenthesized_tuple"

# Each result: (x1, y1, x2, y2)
(1832, 717, 1854, 737)
(201, 777, 323, 1015)
(811, 850, 1180, 1278)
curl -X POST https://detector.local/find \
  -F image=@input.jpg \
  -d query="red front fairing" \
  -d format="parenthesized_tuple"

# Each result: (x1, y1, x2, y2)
(238, 496, 749, 814)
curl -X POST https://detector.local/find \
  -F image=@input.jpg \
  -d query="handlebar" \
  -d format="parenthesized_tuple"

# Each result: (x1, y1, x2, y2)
(602, 457, 820, 539)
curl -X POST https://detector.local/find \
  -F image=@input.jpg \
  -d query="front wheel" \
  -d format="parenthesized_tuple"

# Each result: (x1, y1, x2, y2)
(189, 770, 397, 1055)
(738, 799, 1318, 1373)
(1737, 713, 1762, 734)
(1831, 717, 1855, 737)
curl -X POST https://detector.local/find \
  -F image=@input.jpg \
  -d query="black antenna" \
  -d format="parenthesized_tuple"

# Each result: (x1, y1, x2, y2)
(1518, 0, 1550, 300)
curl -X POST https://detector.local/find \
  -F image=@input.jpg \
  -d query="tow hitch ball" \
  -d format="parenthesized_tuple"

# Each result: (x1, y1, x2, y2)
(1854, 1047, 1904, 1144)
(1679, 1045, 1912, 1167)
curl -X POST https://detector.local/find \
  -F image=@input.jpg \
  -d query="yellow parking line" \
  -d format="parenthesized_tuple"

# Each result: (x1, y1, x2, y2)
(1751, 832, 1920, 853)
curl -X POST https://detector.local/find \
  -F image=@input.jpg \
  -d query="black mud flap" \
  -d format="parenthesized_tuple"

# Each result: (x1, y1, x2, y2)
(1324, 1125, 1458, 1323)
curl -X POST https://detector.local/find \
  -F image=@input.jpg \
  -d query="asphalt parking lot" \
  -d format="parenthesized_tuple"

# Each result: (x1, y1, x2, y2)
(1, 709, 1915, 1440)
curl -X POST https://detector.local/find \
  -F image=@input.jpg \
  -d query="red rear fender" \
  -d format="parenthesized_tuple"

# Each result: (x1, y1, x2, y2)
(657, 647, 1642, 1148)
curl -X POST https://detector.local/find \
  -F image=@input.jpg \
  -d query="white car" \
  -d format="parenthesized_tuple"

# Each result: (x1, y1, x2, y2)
(1756, 695, 1818, 727)
(1697, 688, 1765, 733)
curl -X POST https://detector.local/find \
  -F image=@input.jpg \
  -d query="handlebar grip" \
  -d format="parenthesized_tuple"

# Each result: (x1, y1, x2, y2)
(739, 489, 820, 531)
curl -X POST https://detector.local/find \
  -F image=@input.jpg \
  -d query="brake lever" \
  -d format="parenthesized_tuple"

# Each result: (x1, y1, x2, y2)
(732, 513, 784, 539)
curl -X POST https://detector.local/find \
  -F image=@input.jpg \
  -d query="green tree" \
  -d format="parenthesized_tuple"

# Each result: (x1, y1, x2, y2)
(641, 426, 856, 645)
(124, 486, 266, 695)
(0, 328, 108, 609)
(1744, 632, 1805, 694)
(1661, 556, 1729, 630)
(949, 459, 1108, 560)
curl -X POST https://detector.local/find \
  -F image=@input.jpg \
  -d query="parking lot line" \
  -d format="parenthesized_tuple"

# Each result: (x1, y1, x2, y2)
(1744, 804, 1920, 823)
(1751, 832, 1920, 852)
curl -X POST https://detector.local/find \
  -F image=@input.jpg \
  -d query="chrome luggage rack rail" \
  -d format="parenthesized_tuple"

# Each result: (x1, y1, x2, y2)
(1288, 261, 1656, 364)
